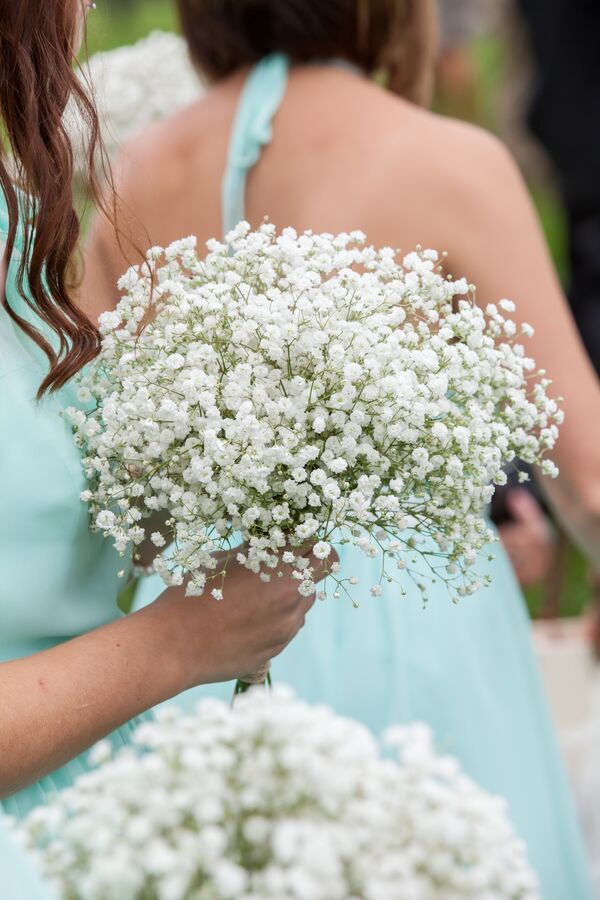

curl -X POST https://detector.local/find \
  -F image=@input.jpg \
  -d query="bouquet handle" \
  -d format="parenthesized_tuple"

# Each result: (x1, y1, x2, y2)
(234, 661, 272, 697)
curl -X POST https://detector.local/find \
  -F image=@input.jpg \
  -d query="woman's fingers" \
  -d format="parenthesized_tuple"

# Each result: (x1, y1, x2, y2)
(301, 589, 317, 615)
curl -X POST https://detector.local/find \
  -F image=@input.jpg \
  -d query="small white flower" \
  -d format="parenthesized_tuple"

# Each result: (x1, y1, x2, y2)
(312, 541, 332, 560)
(95, 510, 116, 531)
(541, 459, 559, 478)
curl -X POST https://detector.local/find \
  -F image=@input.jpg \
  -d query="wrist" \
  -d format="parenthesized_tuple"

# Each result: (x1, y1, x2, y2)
(136, 596, 193, 698)
(147, 589, 215, 695)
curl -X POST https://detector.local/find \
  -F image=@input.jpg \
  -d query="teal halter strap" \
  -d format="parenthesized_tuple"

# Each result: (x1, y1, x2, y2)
(221, 53, 290, 237)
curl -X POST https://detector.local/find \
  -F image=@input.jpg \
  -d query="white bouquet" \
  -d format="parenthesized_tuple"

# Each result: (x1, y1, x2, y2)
(69, 31, 203, 169)
(11, 689, 540, 900)
(69, 223, 560, 606)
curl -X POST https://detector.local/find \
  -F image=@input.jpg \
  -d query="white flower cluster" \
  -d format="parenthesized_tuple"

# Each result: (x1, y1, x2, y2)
(69, 223, 561, 601)
(68, 31, 203, 169)
(12, 689, 539, 900)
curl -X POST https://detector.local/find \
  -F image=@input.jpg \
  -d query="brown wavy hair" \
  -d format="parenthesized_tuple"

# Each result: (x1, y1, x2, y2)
(177, 0, 438, 104)
(0, 0, 106, 396)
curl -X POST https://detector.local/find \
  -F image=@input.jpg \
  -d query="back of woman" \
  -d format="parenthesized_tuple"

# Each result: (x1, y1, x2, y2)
(85, 2, 600, 897)
(95, 69, 448, 255)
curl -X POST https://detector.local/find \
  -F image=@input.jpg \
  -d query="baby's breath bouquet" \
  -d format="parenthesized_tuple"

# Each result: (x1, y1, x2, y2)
(11, 689, 540, 900)
(69, 223, 560, 608)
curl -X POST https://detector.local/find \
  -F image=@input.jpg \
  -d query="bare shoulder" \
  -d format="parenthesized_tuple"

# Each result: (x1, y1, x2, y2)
(84, 89, 233, 313)
(426, 115, 524, 203)
(357, 87, 532, 256)
(112, 76, 239, 218)
(379, 94, 523, 204)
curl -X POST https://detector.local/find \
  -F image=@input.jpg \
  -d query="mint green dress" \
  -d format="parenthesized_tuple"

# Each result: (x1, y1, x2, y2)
(137, 54, 595, 899)
(0, 821, 53, 899)
(0, 191, 141, 820)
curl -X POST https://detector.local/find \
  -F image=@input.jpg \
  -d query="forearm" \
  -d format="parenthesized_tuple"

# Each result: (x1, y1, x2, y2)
(0, 599, 186, 798)
(540, 475, 600, 571)
(536, 352, 600, 567)
(0, 542, 322, 797)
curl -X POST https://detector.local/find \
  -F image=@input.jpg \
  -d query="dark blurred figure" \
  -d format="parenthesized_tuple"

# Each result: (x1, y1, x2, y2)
(518, 0, 600, 372)
(517, 0, 600, 651)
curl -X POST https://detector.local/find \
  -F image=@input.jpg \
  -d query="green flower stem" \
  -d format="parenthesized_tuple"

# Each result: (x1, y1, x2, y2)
(233, 670, 273, 701)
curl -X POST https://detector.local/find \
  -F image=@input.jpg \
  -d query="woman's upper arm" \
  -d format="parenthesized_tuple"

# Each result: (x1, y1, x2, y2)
(438, 129, 600, 512)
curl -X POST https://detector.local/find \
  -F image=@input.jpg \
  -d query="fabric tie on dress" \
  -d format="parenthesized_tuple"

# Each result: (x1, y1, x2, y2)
(222, 53, 290, 234)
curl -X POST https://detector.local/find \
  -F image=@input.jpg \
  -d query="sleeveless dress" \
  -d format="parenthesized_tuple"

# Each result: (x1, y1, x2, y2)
(0, 191, 144, 820)
(135, 55, 595, 899)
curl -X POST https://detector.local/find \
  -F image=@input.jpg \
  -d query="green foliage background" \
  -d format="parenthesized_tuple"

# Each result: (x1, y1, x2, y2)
(87, 0, 178, 54)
